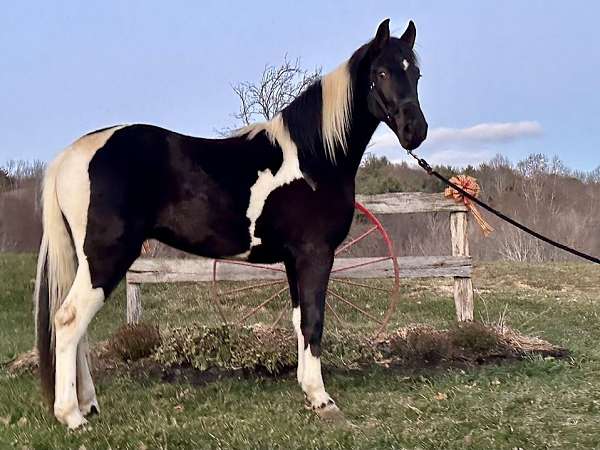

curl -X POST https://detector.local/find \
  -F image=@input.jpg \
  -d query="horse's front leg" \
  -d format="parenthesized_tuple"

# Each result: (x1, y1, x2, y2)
(291, 246, 340, 415)
(284, 258, 304, 385)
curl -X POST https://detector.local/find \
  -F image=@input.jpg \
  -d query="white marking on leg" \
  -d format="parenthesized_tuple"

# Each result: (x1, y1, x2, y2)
(54, 263, 104, 429)
(51, 126, 124, 428)
(301, 347, 334, 409)
(292, 307, 304, 384)
(242, 115, 304, 247)
(76, 335, 99, 416)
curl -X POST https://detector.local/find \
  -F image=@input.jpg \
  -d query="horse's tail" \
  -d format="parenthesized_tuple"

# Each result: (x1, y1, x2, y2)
(34, 151, 77, 406)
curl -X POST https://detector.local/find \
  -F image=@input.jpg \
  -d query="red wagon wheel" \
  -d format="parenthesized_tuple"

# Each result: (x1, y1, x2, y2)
(210, 201, 400, 335)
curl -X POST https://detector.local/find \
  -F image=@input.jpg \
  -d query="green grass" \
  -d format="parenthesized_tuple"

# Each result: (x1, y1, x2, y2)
(1, 253, 600, 449)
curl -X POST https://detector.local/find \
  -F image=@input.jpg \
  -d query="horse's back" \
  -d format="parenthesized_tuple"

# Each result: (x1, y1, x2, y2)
(50, 124, 284, 292)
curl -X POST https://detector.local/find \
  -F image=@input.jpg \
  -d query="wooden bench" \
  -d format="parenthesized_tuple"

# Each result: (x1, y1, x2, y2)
(126, 192, 473, 324)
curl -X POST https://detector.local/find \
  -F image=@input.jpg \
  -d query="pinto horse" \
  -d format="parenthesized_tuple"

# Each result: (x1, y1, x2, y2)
(34, 19, 427, 428)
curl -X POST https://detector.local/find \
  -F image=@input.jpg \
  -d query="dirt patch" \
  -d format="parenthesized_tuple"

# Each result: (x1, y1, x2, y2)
(5, 322, 568, 381)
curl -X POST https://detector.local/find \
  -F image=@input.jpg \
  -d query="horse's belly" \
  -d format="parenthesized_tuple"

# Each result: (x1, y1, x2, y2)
(153, 196, 253, 259)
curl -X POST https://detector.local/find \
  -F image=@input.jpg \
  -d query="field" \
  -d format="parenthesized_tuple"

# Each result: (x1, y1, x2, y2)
(1, 253, 600, 449)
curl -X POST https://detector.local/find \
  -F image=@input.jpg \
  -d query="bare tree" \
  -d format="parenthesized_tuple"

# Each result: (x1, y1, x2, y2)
(486, 153, 512, 197)
(585, 166, 600, 184)
(230, 56, 321, 128)
(1, 159, 45, 192)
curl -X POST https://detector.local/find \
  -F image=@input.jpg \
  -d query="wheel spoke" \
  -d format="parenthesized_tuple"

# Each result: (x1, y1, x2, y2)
(325, 300, 343, 324)
(270, 305, 288, 328)
(215, 259, 286, 273)
(219, 280, 286, 297)
(237, 285, 288, 325)
(327, 288, 383, 325)
(331, 256, 391, 274)
(375, 255, 401, 337)
(211, 260, 229, 324)
(330, 278, 390, 292)
(335, 225, 378, 255)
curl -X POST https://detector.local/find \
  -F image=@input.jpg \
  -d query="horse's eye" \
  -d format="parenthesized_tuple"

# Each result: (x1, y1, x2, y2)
(378, 71, 387, 79)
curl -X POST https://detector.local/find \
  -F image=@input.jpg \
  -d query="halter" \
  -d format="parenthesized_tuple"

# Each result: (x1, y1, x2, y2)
(368, 80, 423, 164)
(368, 80, 419, 127)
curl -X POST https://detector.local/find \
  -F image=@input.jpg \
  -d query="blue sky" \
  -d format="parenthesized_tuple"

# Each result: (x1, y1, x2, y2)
(1, 1, 599, 171)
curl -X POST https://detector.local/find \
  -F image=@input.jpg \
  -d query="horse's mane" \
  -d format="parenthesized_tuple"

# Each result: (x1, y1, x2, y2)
(236, 60, 353, 164)
(320, 62, 353, 162)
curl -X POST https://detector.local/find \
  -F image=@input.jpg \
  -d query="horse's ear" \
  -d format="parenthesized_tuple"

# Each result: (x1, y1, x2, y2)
(400, 20, 416, 48)
(371, 19, 390, 53)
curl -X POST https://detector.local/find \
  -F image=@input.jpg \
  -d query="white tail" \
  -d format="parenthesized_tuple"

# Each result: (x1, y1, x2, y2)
(34, 151, 77, 404)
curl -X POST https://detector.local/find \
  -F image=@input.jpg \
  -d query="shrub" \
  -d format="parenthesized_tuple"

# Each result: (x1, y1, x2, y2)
(154, 324, 297, 375)
(406, 329, 450, 364)
(449, 322, 500, 354)
(108, 323, 161, 362)
(154, 325, 382, 375)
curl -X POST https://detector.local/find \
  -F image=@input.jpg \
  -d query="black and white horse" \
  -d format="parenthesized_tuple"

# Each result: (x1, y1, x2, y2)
(34, 19, 427, 428)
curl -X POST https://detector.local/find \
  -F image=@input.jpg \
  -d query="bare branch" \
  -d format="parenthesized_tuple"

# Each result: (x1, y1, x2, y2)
(225, 55, 321, 132)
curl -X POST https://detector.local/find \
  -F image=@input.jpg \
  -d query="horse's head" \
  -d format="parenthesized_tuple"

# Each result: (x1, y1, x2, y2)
(365, 19, 428, 151)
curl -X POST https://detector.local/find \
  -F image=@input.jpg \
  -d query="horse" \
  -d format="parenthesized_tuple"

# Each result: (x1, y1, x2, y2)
(34, 18, 427, 429)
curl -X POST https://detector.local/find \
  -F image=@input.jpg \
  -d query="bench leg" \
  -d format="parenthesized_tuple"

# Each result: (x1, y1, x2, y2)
(450, 212, 474, 321)
(126, 282, 142, 324)
(454, 277, 473, 321)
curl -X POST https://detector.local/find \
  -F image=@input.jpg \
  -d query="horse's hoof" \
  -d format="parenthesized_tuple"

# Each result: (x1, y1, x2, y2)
(315, 402, 344, 421)
(55, 407, 88, 430)
(304, 396, 343, 420)
(79, 399, 100, 417)
(69, 416, 89, 430)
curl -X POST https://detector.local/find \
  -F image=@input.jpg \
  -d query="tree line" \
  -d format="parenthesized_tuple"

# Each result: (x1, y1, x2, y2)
(2, 153, 599, 262)
(355, 153, 600, 262)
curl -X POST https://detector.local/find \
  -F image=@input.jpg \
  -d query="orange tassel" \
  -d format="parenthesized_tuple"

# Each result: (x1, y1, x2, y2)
(444, 175, 494, 236)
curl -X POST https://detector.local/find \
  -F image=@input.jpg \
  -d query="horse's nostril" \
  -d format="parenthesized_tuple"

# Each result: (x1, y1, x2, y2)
(403, 122, 414, 137)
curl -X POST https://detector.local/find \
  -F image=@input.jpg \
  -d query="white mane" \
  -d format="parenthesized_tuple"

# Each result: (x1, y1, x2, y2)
(320, 61, 353, 162)
(237, 60, 353, 164)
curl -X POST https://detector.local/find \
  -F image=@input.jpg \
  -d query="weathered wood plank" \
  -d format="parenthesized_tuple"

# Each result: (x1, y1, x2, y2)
(356, 192, 468, 214)
(126, 283, 142, 324)
(127, 256, 472, 284)
(450, 211, 470, 257)
(450, 211, 474, 321)
(454, 278, 474, 321)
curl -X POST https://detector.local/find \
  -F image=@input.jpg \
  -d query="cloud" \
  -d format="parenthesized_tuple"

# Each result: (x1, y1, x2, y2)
(368, 121, 543, 168)
(421, 149, 494, 167)
(425, 121, 543, 147)
(369, 121, 543, 150)
(390, 149, 494, 167)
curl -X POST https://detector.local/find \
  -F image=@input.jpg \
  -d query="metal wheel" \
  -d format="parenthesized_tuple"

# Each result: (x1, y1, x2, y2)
(211, 201, 400, 335)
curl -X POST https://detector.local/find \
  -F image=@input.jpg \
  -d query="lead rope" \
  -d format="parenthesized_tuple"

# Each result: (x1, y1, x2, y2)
(405, 149, 600, 265)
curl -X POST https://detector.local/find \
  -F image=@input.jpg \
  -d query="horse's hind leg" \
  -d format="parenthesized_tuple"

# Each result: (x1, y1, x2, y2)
(54, 260, 104, 429)
(284, 258, 304, 385)
(76, 334, 98, 416)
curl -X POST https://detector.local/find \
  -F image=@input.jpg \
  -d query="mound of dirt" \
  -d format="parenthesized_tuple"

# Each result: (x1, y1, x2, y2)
(5, 322, 568, 378)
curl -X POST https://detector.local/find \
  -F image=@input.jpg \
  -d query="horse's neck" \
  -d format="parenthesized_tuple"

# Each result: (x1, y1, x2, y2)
(283, 73, 380, 183)
(343, 107, 380, 174)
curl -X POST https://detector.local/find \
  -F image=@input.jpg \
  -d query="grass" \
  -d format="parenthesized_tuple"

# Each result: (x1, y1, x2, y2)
(1, 253, 600, 449)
